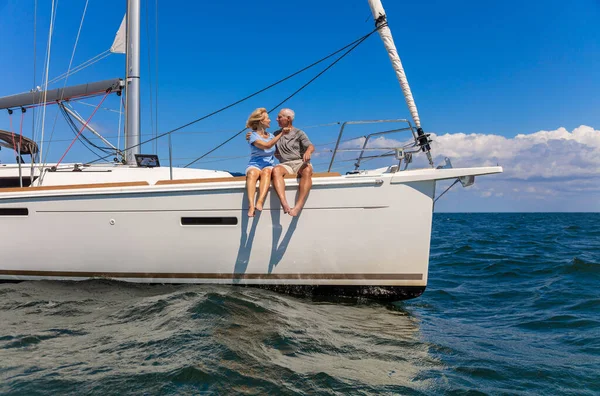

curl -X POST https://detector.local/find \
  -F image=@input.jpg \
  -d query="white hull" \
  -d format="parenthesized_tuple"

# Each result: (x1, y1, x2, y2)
(0, 166, 501, 301)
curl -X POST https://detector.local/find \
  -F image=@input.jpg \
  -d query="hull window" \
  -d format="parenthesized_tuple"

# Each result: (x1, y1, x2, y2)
(0, 177, 35, 188)
(0, 208, 28, 216)
(181, 217, 238, 226)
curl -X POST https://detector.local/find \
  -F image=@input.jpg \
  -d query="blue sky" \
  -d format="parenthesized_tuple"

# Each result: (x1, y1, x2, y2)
(0, 0, 598, 211)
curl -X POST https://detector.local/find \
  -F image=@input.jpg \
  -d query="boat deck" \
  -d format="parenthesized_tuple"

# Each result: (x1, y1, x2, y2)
(0, 172, 342, 193)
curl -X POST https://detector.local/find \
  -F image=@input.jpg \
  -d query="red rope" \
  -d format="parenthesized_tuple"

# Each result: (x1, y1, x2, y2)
(56, 90, 111, 167)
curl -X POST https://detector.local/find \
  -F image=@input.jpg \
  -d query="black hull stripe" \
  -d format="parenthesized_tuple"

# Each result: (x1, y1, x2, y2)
(0, 270, 423, 281)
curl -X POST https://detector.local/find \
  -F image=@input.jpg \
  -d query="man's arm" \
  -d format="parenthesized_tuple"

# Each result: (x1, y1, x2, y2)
(303, 144, 314, 162)
(298, 130, 314, 162)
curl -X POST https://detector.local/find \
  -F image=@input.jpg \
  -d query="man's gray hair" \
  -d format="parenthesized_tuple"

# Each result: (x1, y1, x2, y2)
(281, 108, 295, 120)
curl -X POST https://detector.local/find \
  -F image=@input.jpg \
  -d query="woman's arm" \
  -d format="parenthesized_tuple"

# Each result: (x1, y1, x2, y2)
(251, 132, 284, 150)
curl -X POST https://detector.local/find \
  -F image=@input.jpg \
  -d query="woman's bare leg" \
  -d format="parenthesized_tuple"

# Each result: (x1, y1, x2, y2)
(246, 168, 260, 217)
(256, 167, 272, 211)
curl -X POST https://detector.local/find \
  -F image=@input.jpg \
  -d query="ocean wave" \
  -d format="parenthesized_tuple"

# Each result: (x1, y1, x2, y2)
(1, 213, 599, 394)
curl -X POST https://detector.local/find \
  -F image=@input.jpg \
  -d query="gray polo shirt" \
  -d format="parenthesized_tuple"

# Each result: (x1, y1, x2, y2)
(274, 127, 313, 163)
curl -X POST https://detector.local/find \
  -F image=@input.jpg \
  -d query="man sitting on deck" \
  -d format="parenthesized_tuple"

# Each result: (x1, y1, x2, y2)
(246, 108, 315, 216)
(273, 108, 315, 216)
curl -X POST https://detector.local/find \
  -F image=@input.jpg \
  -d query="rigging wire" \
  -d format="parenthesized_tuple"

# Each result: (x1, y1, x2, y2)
(154, 0, 159, 158)
(434, 179, 460, 204)
(183, 27, 378, 168)
(29, 131, 364, 158)
(55, 90, 111, 167)
(59, 104, 114, 153)
(58, 104, 114, 162)
(43, 0, 90, 169)
(47, 50, 111, 85)
(32, 0, 38, 151)
(117, 95, 124, 157)
(144, 0, 155, 154)
(76, 100, 123, 114)
(86, 25, 382, 165)
(39, 0, 58, 167)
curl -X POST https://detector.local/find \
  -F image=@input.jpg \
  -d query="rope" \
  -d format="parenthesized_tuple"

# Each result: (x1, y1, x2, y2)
(59, 105, 114, 162)
(183, 27, 379, 168)
(43, 0, 89, 170)
(47, 50, 111, 85)
(145, 0, 155, 153)
(32, 0, 38, 144)
(64, 0, 89, 88)
(76, 100, 123, 114)
(154, 0, 159, 158)
(56, 90, 111, 167)
(301, 121, 342, 130)
(59, 104, 115, 153)
(117, 95, 124, 156)
(86, 27, 381, 166)
(313, 135, 366, 148)
(434, 179, 460, 203)
(39, 0, 58, 165)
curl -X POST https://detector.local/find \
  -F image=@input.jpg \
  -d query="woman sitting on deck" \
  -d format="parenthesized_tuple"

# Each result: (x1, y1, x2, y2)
(245, 108, 286, 217)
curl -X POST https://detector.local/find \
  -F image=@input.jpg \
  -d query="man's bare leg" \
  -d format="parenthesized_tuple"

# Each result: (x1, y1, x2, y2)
(246, 168, 260, 217)
(289, 165, 312, 217)
(255, 167, 272, 211)
(272, 165, 291, 214)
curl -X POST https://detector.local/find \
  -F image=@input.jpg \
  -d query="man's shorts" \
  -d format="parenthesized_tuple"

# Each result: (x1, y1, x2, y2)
(278, 159, 312, 175)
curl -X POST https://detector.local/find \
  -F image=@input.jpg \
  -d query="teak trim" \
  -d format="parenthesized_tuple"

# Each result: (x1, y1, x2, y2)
(155, 172, 341, 186)
(0, 181, 149, 193)
(0, 172, 342, 193)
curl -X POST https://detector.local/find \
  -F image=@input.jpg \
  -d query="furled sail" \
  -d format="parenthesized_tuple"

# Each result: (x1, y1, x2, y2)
(368, 0, 421, 129)
(110, 16, 126, 54)
(0, 79, 124, 110)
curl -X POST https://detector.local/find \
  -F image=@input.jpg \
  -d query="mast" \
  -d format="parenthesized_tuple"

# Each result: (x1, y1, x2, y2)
(368, 0, 433, 166)
(125, 0, 141, 164)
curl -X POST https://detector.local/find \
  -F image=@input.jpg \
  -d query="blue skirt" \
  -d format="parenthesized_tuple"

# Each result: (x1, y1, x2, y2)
(246, 155, 274, 173)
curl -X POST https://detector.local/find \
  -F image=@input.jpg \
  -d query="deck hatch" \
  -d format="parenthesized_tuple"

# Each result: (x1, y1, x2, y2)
(181, 217, 238, 226)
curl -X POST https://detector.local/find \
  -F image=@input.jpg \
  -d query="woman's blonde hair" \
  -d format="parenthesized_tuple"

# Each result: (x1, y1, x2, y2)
(246, 108, 268, 130)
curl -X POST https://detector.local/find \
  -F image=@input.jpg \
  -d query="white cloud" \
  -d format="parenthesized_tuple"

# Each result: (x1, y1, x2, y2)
(332, 125, 600, 209)
(430, 125, 600, 181)
(333, 125, 600, 182)
(429, 125, 600, 209)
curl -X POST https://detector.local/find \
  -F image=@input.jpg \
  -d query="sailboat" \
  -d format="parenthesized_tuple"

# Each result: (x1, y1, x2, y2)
(0, 0, 501, 302)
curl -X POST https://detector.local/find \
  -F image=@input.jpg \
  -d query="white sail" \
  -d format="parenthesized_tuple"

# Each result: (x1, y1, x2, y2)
(110, 15, 126, 54)
(368, 0, 421, 129)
